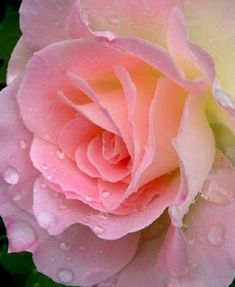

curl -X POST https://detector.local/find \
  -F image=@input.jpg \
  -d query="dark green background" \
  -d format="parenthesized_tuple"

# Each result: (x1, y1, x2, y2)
(0, 1, 234, 286)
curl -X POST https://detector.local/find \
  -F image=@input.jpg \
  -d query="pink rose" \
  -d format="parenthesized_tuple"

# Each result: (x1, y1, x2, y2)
(1, 0, 235, 286)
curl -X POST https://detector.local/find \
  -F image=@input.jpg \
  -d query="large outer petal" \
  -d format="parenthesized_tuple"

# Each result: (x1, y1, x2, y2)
(32, 174, 179, 239)
(0, 79, 39, 212)
(33, 224, 140, 286)
(78, 0, 181, 47)
(19, 0, 76, 49)
(182, 1, 235, 99)
(169, 93, 215, 226)
(7, 37, 34, 85)
(183, 167, 235, 287)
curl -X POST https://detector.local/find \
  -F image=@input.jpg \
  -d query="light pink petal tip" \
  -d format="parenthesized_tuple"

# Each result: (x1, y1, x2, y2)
(20, 0, 76, 49)
(33, 224, 139, 286)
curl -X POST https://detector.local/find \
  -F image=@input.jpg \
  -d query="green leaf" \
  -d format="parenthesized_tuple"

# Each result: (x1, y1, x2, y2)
(0, 4, 21, 84)
(0, 243, 33, 274)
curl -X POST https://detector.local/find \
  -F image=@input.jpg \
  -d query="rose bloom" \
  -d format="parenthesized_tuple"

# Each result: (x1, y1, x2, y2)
(1, 0, 235, 286)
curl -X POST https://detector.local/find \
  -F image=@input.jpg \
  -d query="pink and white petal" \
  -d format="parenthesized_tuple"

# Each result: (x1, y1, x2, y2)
(182, 0, 235, 99)
(116, 226, 190, 287)
(58, 114, 100, 160)
(115, 64, 158, 171)
(79, 0, 181, 47)
(116, 238, 164, 287)
(110, 37, 206, 92)
(0, 80, 39, 212)
(17, 40, 138, 143)
(169, 93, 215, 226)
(7, 37, 34, 85)
(20, 0, 76, 49)
(33, 223, 140, 286)
(75, 143, 100, 178)
(33, 174, 179, 239)
(0, 179, 46, 253)
(135, 78, 186, 188)
(87, 136, 130, 183)
(30, 137, 100, 204)
(183, 184, 235, 286)
(68, 72, 133, 153)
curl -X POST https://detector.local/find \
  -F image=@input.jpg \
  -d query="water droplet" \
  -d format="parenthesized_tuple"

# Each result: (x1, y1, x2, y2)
(41, 164, 48, 171)
(66, 256, 71, 261)
(9, 220, 37, 250)
(225, 146, 235, 159)
(57, 268, 74, 284)
(98, 249, 103, 254)
(40, 181, 47, 189)
(18, 139, 27, 150)
(187, 238, 195, 246)
(79, 244, 85, 251)
(58, 201, 67, 210)
(227, 258, 235, 269)
(135, 202, 145, 212)
(99, 283, 114, 287)
(202, 179, 231, 206)
(59, 241, 70, 251)
(207, 224, 225, 247)
(3, 167, 20, 185)
(46, 174, 53, 181)
(107, 14, 119, 25)
(98, 212, 108, 221)
(13, 192, 21, 201)
(85, 196, 93, 202)
(93, 225, 104, 235)
(50, 257, 55, 262)
(56, 149, 65, 160)
(37, 212, 56, 229)
(102, 190, 110, 198)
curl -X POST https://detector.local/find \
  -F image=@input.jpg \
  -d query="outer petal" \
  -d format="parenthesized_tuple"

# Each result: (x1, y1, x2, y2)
(78, 0, 181, 47)
(182, 0, 235, 99)
(0, 79, 39, 212)
(183, 161, 235, 287)
(169, 93, 215, 226)
(7, 37, 34, 85)
(32, 174, 179, 239)
(19, 0, 76, 49)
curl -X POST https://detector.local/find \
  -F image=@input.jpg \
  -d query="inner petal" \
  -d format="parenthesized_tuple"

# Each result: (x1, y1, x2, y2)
(87, 135, 131, 183)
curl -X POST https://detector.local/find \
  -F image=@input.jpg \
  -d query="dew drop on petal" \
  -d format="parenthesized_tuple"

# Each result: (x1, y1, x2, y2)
(37, 212, 56, 229)
(93, 225, 105, 235)
(101, 190, 111, 198)
(3, 167, 20, 185)
(79, 244, 85, 251)
(207, 224, 225, 247)
(12, 192, 21, 201)
(41, 164, 48, 171)
(18, 139, 27, 150)
(9, 220, 38, 250)
(59, 241, 71, 251)
(56, 268, 74, 284)
(56, 149, 65, 160)
(85, 196, 93, 202)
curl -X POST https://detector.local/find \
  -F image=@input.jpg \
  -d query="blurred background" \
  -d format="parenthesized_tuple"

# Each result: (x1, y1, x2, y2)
(0, 1, 234, 286)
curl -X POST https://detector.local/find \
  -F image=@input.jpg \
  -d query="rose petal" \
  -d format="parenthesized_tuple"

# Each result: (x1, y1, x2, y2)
(78, 0, 181, 47)
(33, 223, 140, 286)
(182, 0, 235, 98)
(7, 37, 34, 85)
(33, 174, 179, 239)
(169, 93, 215, 226)
(0, 80, 39, 212)
(30, 137, 100, 205)
(20, 0, 76, 49)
